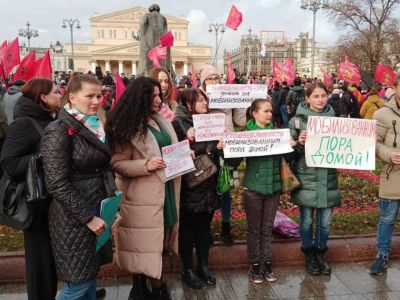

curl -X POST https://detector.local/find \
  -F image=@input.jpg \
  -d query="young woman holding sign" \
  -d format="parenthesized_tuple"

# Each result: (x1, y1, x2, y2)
(172, 88, 221, 289)
(106, 77, 180, 300)
(288, 82, 340, 276)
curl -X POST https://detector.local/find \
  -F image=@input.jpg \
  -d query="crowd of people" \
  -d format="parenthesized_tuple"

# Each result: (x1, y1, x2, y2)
(0, 65, 399, 300)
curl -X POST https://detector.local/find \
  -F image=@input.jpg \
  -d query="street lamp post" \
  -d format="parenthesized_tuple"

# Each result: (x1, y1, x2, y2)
(62, 18, 81, 71)
(18, 22, 39, 52)
(300, 0, 329, 78)
(247, 28, 252, 76)
(208, 23, 225, 67)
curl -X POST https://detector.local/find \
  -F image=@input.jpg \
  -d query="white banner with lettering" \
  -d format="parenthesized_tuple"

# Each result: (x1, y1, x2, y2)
(207, 84, 268, 109)
(223, 129, 293, 158)
(193, 113, 225, 142)
(162, 140, 195, 181)
(305, 116, 376, 170)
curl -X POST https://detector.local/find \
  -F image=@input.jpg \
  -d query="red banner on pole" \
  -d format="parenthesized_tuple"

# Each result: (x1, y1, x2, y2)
(191, 64, 197, 88)
(147, 45, 167, 68)
(11, 50, 36, 83)
(227, 55, 235, 84)
(0, 38, 20, 77)
(160, 31, 174, 47)
(34, 50, 52, 79)
(374, 64, 396, 88)
(320, 67, 332, 86)
(338, 56, 361, 85)
(225, 5, 243, 30)
(272, 59, 295, 84)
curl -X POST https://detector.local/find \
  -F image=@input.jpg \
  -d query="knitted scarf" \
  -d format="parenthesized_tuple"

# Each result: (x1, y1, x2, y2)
(64, 104, 106, 143)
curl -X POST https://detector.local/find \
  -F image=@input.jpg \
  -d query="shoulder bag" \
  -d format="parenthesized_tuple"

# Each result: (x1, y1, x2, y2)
(183, 150, 218, 189)
(0, 117, 49, 230)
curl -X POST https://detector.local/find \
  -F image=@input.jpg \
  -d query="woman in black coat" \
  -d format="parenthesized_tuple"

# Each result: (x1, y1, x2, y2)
(172, 88, 221, 290)
(0, 78, 61, 300)
(41, 74, 115, 299)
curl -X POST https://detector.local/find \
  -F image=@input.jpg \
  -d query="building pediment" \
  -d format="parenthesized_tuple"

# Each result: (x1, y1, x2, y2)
(92, 43, 140, 55)
(90, 6, 188, 25)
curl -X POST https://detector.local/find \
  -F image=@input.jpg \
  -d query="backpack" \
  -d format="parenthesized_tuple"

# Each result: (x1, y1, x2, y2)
(288, 90, 305, 115)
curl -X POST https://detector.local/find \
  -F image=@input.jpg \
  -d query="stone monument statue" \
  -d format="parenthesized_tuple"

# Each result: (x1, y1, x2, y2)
(138, 4, 173, 75)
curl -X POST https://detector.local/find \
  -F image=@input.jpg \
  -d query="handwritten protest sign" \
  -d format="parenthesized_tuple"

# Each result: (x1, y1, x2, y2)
(305, 116, 376, 170)
(223, 129, 293, 158)
(207, 84, 268, 109)
(193, 113, 225, 142)
(162, 140, 195, 181)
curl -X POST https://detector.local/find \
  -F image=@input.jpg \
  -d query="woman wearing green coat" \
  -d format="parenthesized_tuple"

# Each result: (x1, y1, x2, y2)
(288, 82, 340, 276)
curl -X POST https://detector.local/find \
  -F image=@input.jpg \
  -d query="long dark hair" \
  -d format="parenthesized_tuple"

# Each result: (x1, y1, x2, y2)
(177, 88, 208, 113)
(105, 76, 162, 149)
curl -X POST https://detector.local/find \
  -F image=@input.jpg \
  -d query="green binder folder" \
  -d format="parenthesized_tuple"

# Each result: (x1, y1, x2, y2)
(96, 191, 123, 252)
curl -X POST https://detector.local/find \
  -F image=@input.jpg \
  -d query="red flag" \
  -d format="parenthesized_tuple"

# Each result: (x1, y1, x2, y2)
(225, 5, 243, 30)
(160, 31, 174, 47)
(338, 56, 361, 85)
(115, 73, 126, 102)
(34, 50, 52, 79)
(227, 55, 235, 84)
(374, 64, 396, 88)
(191, 64, 197, 88)
(0, 41, 7, 51)
(0, 38, 20, 77)
(320, 67, 332, 86)
(11, 50, 36, 83)
(147, 45, 167, 68)
(272, 59, 295, 84)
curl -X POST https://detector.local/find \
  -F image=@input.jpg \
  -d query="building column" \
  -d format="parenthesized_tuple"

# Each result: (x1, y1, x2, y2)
(172, 62, 176, 72)
(132, 61, 137, 75)
(105, 60, 111, 72)
(118, 61, 124, 74)
(91, 61, 97, 73)
(183, 62, 188, 75)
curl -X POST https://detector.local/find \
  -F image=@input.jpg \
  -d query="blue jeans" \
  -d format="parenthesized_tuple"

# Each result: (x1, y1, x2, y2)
(300, 206, 333, 250)
(57, 279, 96, 300)
(221, 191, 232, 223)
(280, 105, 289, 128)
(376, 199, 400, 257)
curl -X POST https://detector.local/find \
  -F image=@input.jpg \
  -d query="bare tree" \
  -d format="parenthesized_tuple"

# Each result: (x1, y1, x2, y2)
(325, 0, 400, 73)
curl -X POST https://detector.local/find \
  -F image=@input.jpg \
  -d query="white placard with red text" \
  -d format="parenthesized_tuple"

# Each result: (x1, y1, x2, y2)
(162, 140, 195, 181)
(193, 113, 225, 142)
(207, 84, 268, 109)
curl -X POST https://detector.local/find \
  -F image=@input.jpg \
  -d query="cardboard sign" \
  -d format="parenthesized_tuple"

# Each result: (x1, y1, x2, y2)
(193, 113, 225, 142)
(223, 129, 293, 158)
(207, 84, 268, 109)
(305, 116, 376, 170)
(162, 140, 195, 180)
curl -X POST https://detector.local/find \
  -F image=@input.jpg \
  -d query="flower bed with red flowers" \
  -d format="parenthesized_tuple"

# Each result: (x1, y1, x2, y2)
(210, 160, 400, 240)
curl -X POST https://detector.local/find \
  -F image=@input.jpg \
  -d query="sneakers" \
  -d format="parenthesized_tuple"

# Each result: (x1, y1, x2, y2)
(368, 254, 388, 276)
(262, 261, 277, 282)
(249, 263, 263, 284)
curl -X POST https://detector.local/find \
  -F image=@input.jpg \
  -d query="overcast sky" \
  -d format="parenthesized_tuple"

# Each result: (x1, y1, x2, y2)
(0, 0, 339, 57)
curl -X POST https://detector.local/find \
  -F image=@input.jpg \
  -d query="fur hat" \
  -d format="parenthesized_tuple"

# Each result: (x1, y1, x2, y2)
(200, 65, 219, 86)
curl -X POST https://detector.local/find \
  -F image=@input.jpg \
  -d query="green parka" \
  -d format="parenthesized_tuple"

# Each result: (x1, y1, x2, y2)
(288, 102, 341, 208)
(242, 120, 282, 196)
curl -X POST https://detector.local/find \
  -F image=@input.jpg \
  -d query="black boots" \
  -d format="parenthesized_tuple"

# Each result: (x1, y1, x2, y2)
(197, 260, 216, 285)
(181, 268, 203, 289)
(315, 247, 331, 275)
(151, 281, 172, 300)
(221, 222, 234, 244)
(301, 247, 320, 276)
(128, 275, 152, 300)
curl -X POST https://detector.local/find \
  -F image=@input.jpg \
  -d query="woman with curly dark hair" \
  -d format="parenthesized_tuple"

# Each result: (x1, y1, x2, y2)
(106, 76, 180, 300)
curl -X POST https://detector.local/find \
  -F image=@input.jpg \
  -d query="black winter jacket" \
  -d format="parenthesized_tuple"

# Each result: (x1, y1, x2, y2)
(1, 95, 55, 178)
(172, 105, 220, 213)
(41, 108, 115, 283)
(328, 93, 341, 117)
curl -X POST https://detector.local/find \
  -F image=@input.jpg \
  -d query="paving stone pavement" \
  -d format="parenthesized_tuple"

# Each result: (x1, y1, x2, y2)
(1, 261, 400, 299)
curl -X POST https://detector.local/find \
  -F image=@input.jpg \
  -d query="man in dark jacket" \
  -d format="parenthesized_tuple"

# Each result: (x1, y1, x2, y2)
(340, 84, 361, 118)
(271, 83, 282, 127)
(328, 84, 341, 117)
(286, 77, 305, 118)
(2, 79, 25, 124)
(279, 81, 290, 127)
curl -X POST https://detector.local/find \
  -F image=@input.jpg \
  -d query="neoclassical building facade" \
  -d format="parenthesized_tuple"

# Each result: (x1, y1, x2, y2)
(53, 6, 212, 75)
